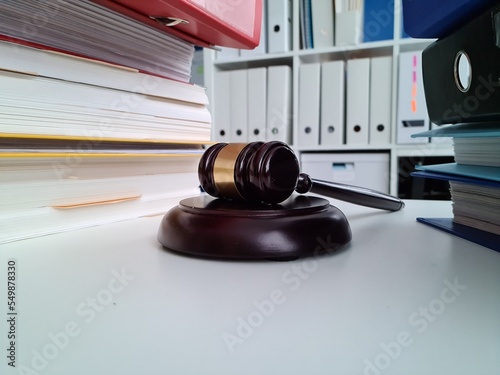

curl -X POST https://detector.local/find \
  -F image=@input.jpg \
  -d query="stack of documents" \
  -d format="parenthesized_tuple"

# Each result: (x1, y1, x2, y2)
(407, 3, 500, 252)
(411, 123, 500, 252)
(0, 1, 213, 242)
(0, 41, 211, 142)
(0, 142, 203, 244)
(0, 0, 194, 82)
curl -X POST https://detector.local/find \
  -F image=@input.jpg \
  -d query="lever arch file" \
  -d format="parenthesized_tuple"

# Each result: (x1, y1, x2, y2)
(267, 0, 292, 53)
(369, 56, 392, 144)
(266, 65, 292, 143)
(397, 51, 429, 144)
(213, 71, 231, 142)
(422, 2, 500, 125)
(247, 67, 268, 142)
(346, 58, 370, 145)
(298, 63, 321, 147)
(320, 60, 345, 146)
(229, 70, 249, 142)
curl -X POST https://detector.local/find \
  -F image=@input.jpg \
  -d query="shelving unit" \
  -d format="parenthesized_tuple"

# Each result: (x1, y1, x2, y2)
(203, 0, 453, 197)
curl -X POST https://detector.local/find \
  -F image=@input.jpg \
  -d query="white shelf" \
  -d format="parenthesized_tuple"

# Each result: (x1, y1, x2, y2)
(296, 144, 393, 152)
(204, 0, 453, 196)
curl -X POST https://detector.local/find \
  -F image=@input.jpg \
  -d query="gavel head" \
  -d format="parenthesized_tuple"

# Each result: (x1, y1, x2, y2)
(198, 141, 313, 204)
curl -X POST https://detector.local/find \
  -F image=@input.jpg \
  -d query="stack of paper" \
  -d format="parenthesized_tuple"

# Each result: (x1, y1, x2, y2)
(0, 144, 203, 244)
(0, 1, 213, 242)
(411, 123, 500, 251)
(0, 0, 194, 82)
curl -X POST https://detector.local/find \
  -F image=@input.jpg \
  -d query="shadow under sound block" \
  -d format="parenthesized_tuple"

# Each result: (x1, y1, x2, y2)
(157, 195, 352, 260)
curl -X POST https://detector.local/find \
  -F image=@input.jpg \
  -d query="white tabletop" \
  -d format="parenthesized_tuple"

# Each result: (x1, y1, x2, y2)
(1, 198, 499, 375)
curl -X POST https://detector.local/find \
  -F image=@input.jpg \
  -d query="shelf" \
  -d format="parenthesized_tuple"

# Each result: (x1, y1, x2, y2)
(298, 41, 394, 63)
(397, 37, 436, 48)
(296, 143, 453, 157)
(213, 52, 294, 69)
(296, 144, 393, 152)
(213, 38, 435, 67)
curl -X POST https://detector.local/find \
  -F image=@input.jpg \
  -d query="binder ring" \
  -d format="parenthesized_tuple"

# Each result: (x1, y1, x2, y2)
(454, 50, 472, 93)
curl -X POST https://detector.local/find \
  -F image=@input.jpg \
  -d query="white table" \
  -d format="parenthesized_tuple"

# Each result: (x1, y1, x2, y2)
(1, 199, 499, 375)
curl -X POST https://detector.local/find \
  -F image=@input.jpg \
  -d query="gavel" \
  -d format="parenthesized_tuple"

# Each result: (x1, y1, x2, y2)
(198, 141, 404, 211)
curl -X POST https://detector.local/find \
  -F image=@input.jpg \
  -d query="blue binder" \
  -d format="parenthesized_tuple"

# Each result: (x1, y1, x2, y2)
(411, 169, 500, 252)
(363, 0, 394, 42)
(402, 0, 498, 38)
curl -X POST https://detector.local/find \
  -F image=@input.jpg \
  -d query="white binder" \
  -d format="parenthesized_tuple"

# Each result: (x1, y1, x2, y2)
(335, 0, 363, 46)
(267, 0, 292, 53)
(266, 65, 292, 143)
(298, 63, 321, 147)
(346, 58, 370, 145)
(213, 70, 231, 142)
(311, 0, 335, 48)
(229, 69, 248, 142)
(396, 51, 429, 144)
(247, 67, 267, 142)
(320, 60, 345, 146)
(369, 56, 392, 144)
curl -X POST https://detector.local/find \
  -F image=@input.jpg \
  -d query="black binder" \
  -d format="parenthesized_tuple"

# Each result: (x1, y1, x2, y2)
(422, 3, 500, 125)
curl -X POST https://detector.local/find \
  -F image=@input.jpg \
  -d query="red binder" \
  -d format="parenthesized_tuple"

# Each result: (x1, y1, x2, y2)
(90, 0, 262, 49)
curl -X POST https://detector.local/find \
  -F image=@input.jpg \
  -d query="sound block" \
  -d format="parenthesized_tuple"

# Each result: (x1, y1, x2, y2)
(157, 195, 352, 260)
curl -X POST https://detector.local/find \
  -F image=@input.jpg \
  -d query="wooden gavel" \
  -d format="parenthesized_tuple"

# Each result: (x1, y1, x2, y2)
(198, 141, 404, 211)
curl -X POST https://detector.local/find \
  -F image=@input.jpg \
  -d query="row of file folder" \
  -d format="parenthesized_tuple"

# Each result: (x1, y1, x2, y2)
(298, 56, 392, 147)
(213, 50, 438, 147)
(299, 50, 440, 147)
(218, 0, 398, 60)
(213, 66, 292, 144)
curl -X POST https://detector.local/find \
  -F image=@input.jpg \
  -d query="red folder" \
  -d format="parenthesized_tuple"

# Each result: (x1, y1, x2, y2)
(90, 0, 262, 49)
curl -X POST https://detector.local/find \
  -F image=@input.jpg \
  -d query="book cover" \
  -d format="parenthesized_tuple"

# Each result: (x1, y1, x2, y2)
(412, 167, 500, 251)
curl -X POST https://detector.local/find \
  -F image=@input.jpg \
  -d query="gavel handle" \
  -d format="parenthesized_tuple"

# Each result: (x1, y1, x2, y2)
(310, 178, 405, 211)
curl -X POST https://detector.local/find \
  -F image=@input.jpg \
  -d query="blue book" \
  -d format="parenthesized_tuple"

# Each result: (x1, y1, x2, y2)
(363, 0, 394, 42)
(415, 218, 500, 253)
(402, 0, 498, 38)
(411, 122, 500, 139)
(414, 164, 500, 184)
(411, 167, 500, 252)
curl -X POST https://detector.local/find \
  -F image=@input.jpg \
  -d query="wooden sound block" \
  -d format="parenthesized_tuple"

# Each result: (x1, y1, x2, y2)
(157, 195, 352, 260)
